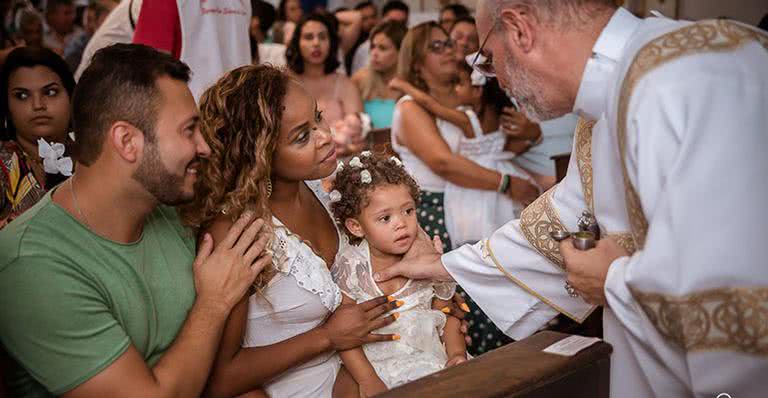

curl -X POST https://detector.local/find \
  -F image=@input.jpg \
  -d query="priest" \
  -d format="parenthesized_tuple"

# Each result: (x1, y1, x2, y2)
(377, 1, 768, 396)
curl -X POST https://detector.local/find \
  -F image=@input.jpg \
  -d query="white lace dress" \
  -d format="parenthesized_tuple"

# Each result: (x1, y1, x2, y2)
(331, 240, 457, 388)
(443, 108, 540, 247)
(242, 180, 346, 398)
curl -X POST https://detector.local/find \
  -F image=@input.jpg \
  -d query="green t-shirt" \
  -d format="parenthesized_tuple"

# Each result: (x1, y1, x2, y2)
(0, 191, 197, 397)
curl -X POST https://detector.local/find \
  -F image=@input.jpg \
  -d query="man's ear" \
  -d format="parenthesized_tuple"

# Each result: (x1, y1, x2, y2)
(345, 218, 365, 238)
(108, 121, 144, 163)
(499, 4, 537, 53)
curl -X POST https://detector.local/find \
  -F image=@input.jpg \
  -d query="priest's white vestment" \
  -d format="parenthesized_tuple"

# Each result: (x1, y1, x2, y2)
(442, 8, 768, 397)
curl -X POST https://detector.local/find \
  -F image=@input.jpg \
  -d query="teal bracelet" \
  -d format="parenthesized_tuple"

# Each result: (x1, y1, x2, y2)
(498, 174, 511, 193)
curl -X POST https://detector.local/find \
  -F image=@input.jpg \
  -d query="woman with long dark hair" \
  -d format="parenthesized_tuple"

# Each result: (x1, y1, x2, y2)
(0, 46, 74, 227)
(286, 13, 364, 156)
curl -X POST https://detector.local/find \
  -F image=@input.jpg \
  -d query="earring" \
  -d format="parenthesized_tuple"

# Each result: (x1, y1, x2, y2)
(266, 179, 273, 198)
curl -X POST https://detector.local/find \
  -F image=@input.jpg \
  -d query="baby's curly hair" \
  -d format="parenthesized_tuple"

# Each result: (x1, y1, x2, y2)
(330, 152, 420, 244)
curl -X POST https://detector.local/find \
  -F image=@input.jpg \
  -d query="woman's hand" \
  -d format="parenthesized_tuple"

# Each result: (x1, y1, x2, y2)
(320, 296, 401, 351)
(506, 177, 540, 207)
(500, 107, 541, 142)
(332, 115, 365, 156)
(388, 77, 413, 94)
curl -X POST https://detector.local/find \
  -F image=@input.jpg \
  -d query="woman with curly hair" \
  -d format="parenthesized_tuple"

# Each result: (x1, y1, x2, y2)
(180, 64, 400, 398)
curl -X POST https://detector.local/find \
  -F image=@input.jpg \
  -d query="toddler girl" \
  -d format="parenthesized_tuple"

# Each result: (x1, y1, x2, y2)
(330, 152, 467, 390)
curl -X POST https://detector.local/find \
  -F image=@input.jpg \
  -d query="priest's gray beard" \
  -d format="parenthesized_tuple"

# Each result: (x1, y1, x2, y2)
(502, 50, 560, 123)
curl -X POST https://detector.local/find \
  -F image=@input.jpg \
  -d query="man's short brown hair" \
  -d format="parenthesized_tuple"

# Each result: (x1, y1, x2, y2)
(72, 44, 191, 165)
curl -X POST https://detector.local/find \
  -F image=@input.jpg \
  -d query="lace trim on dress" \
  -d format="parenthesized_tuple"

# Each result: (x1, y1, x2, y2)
(269, 180, 344, 312)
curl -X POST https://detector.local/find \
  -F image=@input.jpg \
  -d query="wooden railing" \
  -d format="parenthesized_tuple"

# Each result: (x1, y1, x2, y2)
(375, 331, 612, 398)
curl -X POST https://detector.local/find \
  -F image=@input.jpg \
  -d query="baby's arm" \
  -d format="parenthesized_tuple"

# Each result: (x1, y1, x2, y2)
(389, 77, 476, 138)
(337, 294, 388, 397)
(432, 297, 467, 367)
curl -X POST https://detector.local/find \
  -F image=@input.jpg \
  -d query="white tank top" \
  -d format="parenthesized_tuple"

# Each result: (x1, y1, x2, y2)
(178, 0, 252, 102)
(391, 95, 464, 192)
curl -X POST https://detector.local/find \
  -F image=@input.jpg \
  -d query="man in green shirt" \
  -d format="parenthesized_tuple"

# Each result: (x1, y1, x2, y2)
(0, 44, 272, 397)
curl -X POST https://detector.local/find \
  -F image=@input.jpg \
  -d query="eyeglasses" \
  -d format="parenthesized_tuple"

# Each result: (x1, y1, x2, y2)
(469, 19, 500, 78)
(427, 39, 455, 54)
(466, 52, 494, 78)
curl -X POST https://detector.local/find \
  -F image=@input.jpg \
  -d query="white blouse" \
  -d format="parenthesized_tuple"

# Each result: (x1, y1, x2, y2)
(243, 180, 347, 398)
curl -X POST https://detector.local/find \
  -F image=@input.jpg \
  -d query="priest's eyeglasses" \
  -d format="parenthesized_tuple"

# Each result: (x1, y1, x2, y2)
(469, 19, 500, 78)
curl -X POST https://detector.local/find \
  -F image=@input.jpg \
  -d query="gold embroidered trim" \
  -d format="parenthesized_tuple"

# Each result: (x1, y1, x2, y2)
(617, 20, 768, 250)
(606, 232, 636, 255)
(519, 187, 567, 269)
(574, 118, 596, 213)
(484, 239, 595, 323)
(634, 287, 768, 356)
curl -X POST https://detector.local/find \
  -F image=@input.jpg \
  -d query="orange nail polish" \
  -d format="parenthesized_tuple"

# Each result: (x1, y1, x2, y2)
(441, 307, 451, 314)
(460, 303, 470, 312)
(393, 312, 400, 320)
(387, 296, 396, 302)
(392, 334, 401, 341)
(396, 300, 405, 307)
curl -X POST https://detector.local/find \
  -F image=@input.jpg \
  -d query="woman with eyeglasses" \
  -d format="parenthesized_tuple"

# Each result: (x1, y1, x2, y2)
(391, 22, 539, 356)
(0, 47, 74, 229)
(286, 13, 365, 156)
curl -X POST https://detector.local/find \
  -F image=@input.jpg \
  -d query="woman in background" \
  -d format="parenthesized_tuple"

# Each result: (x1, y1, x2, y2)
(351, 20, 406, 129)
(287, 13, 364, 155)
(0, 46, 74, 227)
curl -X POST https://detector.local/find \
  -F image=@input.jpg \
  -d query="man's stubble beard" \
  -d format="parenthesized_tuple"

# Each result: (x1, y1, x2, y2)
(132, 141, 194, 206)
(502, 48, 564, 123)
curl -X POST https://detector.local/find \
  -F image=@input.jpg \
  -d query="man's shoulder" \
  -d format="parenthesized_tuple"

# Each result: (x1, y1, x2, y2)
(0, 196, 61, 271)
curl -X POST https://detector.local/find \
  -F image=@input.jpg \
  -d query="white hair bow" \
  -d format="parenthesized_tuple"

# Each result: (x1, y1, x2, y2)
(38, 138, 73, 176)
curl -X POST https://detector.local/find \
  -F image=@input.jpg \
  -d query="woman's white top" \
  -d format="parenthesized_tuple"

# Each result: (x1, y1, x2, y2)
(332, 240, 457, 388)
(444, 109, 540, 246)
(391, 95, 463, 192)
(243, 180, 346, 398)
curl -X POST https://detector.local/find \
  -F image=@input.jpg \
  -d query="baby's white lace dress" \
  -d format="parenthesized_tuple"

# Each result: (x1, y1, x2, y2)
(332, 240, 457, 388)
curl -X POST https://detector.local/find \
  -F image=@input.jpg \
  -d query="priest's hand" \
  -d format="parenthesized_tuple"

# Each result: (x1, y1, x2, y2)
(559, 237, 629, 305)
(374, 228, 453, 282)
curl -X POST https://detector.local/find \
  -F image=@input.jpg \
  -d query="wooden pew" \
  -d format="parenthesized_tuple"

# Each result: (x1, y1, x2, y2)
(375, 331, 612, 398)
(551, 153, 571, 183)
(367, 128, 397, 158)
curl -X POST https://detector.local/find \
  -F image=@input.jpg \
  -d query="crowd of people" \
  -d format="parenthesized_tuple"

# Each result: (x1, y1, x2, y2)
(0, 1, 574, 396)
(3, 0, 764, 397)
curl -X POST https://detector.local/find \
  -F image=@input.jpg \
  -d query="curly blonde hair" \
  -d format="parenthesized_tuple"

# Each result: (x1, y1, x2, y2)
(330, 152, 420, 245)
(180, 64, 290, 289)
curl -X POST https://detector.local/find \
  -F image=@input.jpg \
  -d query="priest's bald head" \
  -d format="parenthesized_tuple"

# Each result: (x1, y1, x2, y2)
(475, 0, 617, 122)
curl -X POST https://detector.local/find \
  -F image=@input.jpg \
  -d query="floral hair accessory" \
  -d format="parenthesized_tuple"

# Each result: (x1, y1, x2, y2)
(361, 150, 372, 157)
(349, 156, 363, 168)
(390, 156, 402, 167)
(38, 138, 73, 176)
(360, 169, 372, 184)
(335, 161, 344, 173)
(329, 190, 342, 203)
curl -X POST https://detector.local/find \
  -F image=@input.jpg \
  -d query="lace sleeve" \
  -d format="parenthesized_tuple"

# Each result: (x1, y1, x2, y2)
(331, 252, 359, 299)
(331, 242, 381, 302)
(433, 281, 457, 301)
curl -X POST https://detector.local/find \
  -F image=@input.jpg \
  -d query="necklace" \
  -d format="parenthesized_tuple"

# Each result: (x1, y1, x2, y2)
(69, 174, 90, 227)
